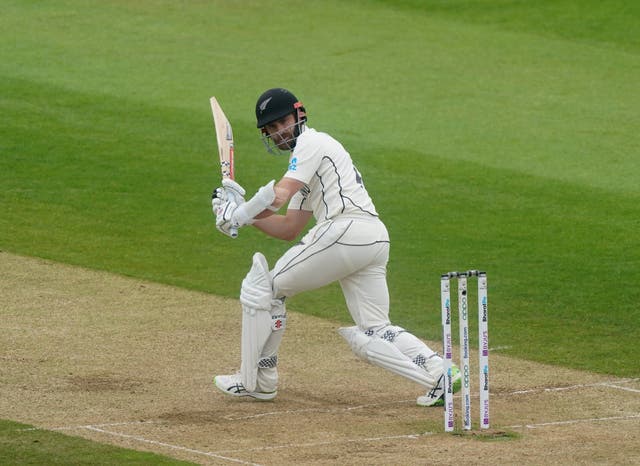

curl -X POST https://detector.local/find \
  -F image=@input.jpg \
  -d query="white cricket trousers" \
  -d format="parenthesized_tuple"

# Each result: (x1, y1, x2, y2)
(272, 216, 391, 330)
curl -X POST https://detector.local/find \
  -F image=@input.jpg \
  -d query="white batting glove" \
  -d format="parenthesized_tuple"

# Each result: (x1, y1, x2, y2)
(214, 199, 239, 238)
(222, 179, 246, 206)
(211, 186, 227, 211)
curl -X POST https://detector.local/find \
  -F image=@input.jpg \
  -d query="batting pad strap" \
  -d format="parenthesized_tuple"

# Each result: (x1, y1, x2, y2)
(232, 180, 277, 226)
(258, 355, 278, 368)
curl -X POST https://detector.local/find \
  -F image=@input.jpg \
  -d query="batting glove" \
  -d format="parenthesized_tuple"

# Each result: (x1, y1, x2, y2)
(222, 179, 246, 206)
(213, 199, 239, 238)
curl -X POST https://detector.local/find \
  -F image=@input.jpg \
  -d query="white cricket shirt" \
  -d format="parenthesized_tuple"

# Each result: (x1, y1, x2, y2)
(284, 128, 378, 221)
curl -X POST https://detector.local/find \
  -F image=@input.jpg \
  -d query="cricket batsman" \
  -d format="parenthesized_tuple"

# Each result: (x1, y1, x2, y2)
(212, 88, 460, 406)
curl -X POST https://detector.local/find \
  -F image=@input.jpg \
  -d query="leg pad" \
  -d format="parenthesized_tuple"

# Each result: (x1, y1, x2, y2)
(338, 325, 439, 388)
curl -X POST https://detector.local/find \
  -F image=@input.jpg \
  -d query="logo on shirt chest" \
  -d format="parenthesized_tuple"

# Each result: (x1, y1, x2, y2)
(288, 157, 298, 171)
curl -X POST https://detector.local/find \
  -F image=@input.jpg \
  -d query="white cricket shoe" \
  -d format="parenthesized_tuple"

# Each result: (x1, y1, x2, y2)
(213, 373, 277, 401)
(416, 365, 462, 407)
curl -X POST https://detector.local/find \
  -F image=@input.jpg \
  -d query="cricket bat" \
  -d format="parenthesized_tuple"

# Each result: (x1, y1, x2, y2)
(209, 96, 238, 238)
(210, 96, 235, 180)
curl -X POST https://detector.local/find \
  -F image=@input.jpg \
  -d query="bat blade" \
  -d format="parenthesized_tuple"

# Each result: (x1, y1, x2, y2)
(209, 96, 238, 238)
(209, 96, 235, 180)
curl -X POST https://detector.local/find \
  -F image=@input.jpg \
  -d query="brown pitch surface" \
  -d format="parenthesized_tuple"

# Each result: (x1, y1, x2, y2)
(1, 252, 638, 465)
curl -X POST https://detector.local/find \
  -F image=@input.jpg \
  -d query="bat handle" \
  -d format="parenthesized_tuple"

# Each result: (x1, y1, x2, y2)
(230, 226, 238, 238)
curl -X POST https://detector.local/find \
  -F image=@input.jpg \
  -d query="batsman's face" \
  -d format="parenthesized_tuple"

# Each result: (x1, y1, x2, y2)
(264, 113, 297, 150)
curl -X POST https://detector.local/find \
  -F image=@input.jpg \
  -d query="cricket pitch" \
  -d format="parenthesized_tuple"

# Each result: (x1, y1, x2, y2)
(1, 252, 638, 465)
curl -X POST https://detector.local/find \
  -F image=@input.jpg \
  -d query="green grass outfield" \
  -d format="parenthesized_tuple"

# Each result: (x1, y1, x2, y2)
(2, 0, 639, 373)
(0, 420, 195, 465)
(1, 1, 639, 456)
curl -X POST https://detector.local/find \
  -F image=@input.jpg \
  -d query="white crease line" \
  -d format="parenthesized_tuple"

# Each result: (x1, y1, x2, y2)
(81, 426, 260, 466)
(212, 431, 434, 454)
(228, 378, 640, 421)
(489, 345, 512, 351)
(507, 413, 640, 429)
(225, 399, 413, 420)
(17, 420, 162, 432)
(506, 378, 640, 396)
(603, 383, 640, 394)
(225, 407, 333, 420)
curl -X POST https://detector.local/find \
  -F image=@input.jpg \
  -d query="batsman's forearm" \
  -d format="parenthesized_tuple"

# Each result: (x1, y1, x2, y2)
(253, 209, 312, 241)
(252, 215, 296, 241)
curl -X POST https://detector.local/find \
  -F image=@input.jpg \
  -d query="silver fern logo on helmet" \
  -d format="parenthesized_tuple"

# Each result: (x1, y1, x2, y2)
(259, 97, 273, 113)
